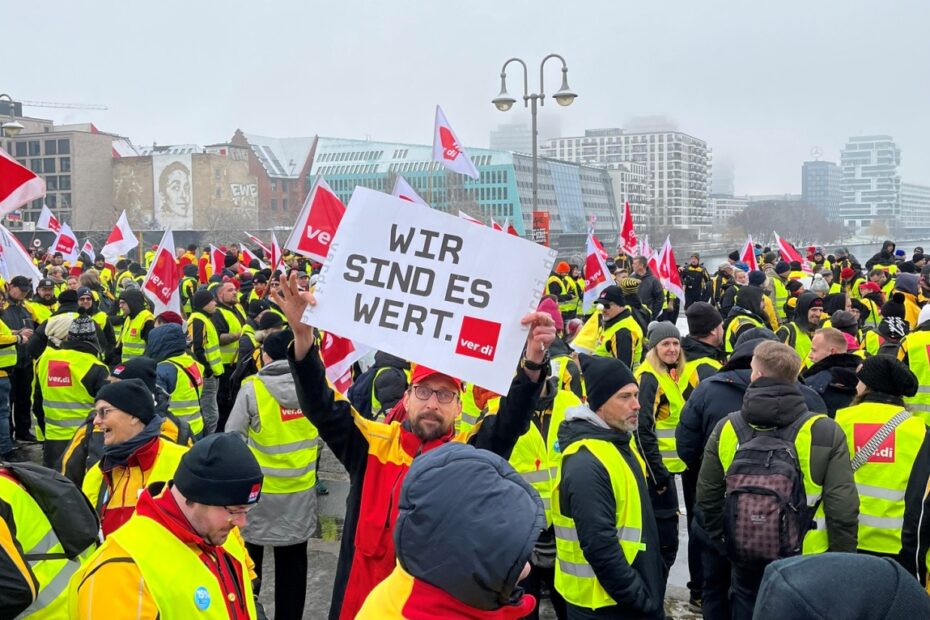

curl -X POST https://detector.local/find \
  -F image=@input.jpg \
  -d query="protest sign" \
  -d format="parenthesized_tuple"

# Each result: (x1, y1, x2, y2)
(303, 187, 556, 394)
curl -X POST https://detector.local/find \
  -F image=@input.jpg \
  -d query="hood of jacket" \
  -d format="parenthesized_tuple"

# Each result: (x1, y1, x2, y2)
(255, 359, 301, 409)
(882, 240, 896, 256)
(118, 288, 146, 316)
(144, 324, 187, 361)
(822, 293, 847, 316)
(373, 350, 410, 371)
(681, 335, 723, 363)
(734, 285, 765, 317)
(802, 353, 861, 389)
(558, 404, 631, 449)
(740, 377, 810, 428)
(393, 443, 545, 612)
(794, 291, 820, 332)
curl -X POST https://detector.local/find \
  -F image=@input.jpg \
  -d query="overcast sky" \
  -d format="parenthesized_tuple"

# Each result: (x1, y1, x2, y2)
(8, 0, 928, 194)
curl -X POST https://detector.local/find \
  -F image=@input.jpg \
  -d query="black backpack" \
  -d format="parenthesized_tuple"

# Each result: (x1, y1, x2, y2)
(2, 461, 100, 559)
(722, 411, 817, 565)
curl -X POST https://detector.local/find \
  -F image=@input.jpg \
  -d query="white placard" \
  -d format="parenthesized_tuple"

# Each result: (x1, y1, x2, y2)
(303, 187, 557, 394)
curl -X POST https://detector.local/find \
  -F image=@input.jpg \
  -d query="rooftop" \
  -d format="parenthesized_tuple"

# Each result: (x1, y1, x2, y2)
(243, 133, 316, 178)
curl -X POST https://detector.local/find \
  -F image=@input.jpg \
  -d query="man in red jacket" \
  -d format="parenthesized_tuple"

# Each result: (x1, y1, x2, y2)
(276, 273, 555, 620)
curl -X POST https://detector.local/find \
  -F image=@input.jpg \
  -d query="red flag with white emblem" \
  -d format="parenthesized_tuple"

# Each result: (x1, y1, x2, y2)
(320, 331, 370, 394)
(141, 227, 181, 315)
(660, 236, 684, 298)
(740, 235, 759, 272)
(284, 177, 346, 262)
(391, 176, 429, 206)
(52, 222, 79, 262)
(209, 245, 226, 275)
(774, 231, 812, 273)
(619, 201, 638, 256)
(0, 149, 45, 218)
(270, 232, 283, 273)
(432, 105, 479, 179)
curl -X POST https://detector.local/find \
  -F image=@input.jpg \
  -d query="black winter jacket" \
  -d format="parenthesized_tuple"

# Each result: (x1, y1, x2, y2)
(557, 411, 665, 619)
(635, 269, 664, 318)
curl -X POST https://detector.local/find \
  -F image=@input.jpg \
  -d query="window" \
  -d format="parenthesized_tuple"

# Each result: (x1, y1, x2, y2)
(30, 159, 42, 173)
(28, 141, 40, 156)
(60, 193, 71, 208)
(58, 139, 70, 154)
(271, 198, 277, 211)
(270, 180, 277, 192)
(45, 140, 57, 155)
(44, 158, 56, 173)
(60, 157, 70, 172)
(282, 198, 288, 211)
(45, 194, 56, 208)
(46, 176, 58, 191)
(14, 142, 26, 157)
(281, 179, 288, 192)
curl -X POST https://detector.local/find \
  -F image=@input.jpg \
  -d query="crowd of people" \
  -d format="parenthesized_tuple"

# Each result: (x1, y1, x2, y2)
(1, 236, 930, 619)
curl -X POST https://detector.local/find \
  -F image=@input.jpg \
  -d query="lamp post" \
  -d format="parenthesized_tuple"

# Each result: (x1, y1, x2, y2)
(492, 54, 577, 218)
(0, 94, 24, 138)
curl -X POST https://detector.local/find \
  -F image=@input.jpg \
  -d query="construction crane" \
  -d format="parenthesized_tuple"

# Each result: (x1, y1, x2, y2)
(20, 100, 108, 111)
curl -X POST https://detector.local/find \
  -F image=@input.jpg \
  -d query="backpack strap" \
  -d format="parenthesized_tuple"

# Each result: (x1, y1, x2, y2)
(727, 411, 755, 445)
(851, 409, 911, 472)
(166, 359, 202, 401)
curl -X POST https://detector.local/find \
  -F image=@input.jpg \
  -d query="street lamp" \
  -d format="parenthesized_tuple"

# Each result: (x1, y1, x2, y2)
(0, 94, 23, 138)
(492, 54, 577, 217)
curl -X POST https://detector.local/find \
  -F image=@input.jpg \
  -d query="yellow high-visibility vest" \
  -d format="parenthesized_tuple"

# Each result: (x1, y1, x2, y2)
(35, 348, 107, 441)
(635, 359, 686, 473)
(187, 313, 224, 376)
(118, 310, 153, 363)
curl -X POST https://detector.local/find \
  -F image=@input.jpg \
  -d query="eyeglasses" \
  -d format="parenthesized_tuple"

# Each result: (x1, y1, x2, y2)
(94, 406, 114, 418)
(599, 302, 614, 309)
(225, 505, 255, 518)
(79, 296, 92, 302)
(411, 385, 458, 404)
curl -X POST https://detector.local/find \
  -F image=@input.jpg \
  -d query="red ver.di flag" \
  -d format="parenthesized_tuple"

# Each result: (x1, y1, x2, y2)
(284, 177, 346, 263)
(0, 149, 45, 218)
(320, 331, 371, 395)
(141, 227, 181, 315)
(583, 231, 611, 313)
(619, 201, 638, 256)
(432, 105, 480, 179)
(303, 187, 556, 395)
(36, 204, 61, 233)
(101, 210, 138, 262)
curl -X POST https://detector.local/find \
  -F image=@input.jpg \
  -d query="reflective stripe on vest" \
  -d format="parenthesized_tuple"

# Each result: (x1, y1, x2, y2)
(836, 402, 924, 554)
(553, 437, 647, 610)
(903, 331, 930, 424)
(594, 314, 643, 369)
(188, 313, 224, 376)
(772, 278, 788, 321)
(245, 376, 320, 494)
(635, 359, 687, 473)
(119, 310, 153, 362)
(217, 306, 244, 365)
(507, 391, 580, 526)
(456, 386, 482, 436)
(717, 414, 829, 554)
(164, 354, 204, 437)
(784, 322, 813, 366)
(0, 475, 92, 619)
(725, 315, 764, 354)
(36, 349, 105, 441)
(0, 320, 16, 369)
(97, 514, 257, 619)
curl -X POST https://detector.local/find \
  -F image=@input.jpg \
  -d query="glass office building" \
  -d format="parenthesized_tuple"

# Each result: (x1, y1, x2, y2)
(310, 137, 618, 254)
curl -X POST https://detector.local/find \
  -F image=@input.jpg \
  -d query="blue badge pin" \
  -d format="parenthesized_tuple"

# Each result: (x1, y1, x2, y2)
(194, 586, 211, 611)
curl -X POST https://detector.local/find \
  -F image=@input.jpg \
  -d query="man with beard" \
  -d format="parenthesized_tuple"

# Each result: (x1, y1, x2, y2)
(776, 292, 823, 367)
(275, 272, 556, 620)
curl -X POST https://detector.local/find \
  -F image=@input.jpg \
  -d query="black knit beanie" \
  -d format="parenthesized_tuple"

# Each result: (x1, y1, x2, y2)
(262, 329, 293, 361)
(881, 293, 907, 320)
(173, 434, 264, 506)
(223, 253, 238, 268)
(579, 354, 636, 413)
(192, 289, 215, 311)
(685, 302, 722, 337)
(857, 356, 918, 398)
(96, 378, 155, 423)
(110, 357, 158, 394)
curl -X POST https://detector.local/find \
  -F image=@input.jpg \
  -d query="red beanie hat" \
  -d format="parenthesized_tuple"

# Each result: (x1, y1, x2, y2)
(537, 297, 564, 331)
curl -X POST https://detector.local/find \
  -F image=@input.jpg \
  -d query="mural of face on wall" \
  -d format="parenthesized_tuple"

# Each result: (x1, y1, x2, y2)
(159, 162, 191, 217)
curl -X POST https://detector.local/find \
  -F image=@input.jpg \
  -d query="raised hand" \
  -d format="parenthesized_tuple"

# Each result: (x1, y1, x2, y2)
(274, 272, 317, 360)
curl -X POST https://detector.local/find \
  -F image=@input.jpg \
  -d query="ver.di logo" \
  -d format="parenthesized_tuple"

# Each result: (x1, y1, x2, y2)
(194, 586, 211, 611)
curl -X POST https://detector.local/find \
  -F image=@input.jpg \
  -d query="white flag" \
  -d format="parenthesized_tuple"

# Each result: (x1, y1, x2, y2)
(52, 222, 80, 262)
(458, 211, 483, 225)
(140, 227, 181, 316)
(0, 224, 42, 284)
(391, 176, 429, 206)
(101, 211, 138, 262)
(432, 105, 479, 179)
(81, 239, 96, 263)
(36, 204, 61, 233)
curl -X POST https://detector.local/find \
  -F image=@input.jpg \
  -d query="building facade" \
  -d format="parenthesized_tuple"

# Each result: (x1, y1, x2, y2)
(113, 144, 260, 232)
(308, 137, 617, 254)
(604, 162, 650, 227)
(540, 121, 711, 236)
(3, 116, 117, 231)
(801, 160, 842, 220)
(228, 131, 317, 227)
(839, 135, 901, 231)
(709, 194, 749, 226)
(900, 183, 930, 236)
(488, 122, 532, 153)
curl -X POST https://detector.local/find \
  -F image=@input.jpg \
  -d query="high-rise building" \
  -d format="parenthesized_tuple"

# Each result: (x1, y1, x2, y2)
(900, 183, 930, 236)
(488, 122, 531, 153)
(839, 135, 901, 231)
(308, 137, 617, 254)
(540, 120, 711, 236)
(801, 160, 842, 220)
(604, 162, 650, 228)
(709, 194, 749, 226)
